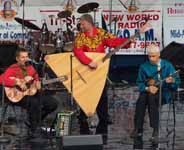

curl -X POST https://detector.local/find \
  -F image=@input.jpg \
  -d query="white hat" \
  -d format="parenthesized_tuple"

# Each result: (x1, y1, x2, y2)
(147, 44, 160, 54)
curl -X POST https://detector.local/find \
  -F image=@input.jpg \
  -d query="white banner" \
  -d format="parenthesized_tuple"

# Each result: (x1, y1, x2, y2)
(163, 0, 184, 46)
(101, 0, 162, 55)
(0, 0, 162, 55)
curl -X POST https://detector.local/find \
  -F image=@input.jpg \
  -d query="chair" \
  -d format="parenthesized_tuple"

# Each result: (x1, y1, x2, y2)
(0, 43, 19, 126)
(0, 85, 25, 136)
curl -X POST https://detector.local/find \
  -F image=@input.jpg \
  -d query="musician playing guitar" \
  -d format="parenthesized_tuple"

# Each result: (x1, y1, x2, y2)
(73, 14, 135, 144)
(0, 48, 58, 138)
(130, 44, 180, 143)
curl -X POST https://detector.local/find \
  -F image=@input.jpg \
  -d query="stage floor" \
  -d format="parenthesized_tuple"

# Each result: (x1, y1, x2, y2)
(1, 85, 184, 150)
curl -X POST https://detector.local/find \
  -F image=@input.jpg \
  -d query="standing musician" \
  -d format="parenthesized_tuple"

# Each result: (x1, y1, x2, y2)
(0, 48, 58, 138)
(130, 44, 180, 142)
(73, 14, 134, 144)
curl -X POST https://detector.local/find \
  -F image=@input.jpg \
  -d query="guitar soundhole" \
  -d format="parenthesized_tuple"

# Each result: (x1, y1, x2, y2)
(14, 90, 18, 96)
(26, 83, 31, 89)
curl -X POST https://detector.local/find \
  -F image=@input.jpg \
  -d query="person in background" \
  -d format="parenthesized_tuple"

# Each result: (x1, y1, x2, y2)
(130, 44, 180, 142)
(73, 14, 134, 144)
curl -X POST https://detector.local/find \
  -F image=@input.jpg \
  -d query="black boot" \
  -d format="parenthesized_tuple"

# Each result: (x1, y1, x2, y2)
(130, 128, 143, 138)
(150, 128, 158, 143)
(102, 134, 108, 145)
(79, 120, 90, 135)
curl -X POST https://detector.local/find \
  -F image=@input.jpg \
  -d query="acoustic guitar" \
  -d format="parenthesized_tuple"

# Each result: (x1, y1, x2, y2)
(5, 75, 68, 103)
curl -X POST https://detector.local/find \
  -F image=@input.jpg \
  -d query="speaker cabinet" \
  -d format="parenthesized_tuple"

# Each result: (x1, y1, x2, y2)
(0, 43, 18, 71)
(61, 134, 103, 150)
(161, 41, 184, 66)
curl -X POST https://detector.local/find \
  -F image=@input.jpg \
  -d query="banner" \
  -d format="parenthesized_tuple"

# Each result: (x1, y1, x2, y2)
(101, 0, 162, 55)
(163, 0, 184, 46)
(0, 0, 162, 55)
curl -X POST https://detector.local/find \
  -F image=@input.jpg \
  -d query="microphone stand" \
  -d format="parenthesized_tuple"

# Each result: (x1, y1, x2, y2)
(144, 32, 147, 61)
(93, 9, 97, 26)
(156, 71, 179, 149)
(114, 18, 118, 35)
(0, 73, 11, 143)
(109, 0, 113, 33)
(70, 54, 74, 109)
(20, 0, 25, 47)
(158, 77, 164, 149)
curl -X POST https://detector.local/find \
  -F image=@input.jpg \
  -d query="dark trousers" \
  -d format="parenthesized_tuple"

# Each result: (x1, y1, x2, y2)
(14, 93, 58, 131)
(78, 86, 108, 136)
(134, 92, 159, 132)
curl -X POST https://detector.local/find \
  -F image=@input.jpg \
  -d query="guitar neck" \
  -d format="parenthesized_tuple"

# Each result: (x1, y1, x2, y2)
(42, 76, 67, 85)
(151, 70, 180, 87)
(160, 70, 180, 83)
(102, 31, 139, 62)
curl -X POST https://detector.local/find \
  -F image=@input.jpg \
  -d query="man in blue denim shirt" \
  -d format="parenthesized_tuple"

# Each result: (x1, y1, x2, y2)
(130, 44, 180, 142)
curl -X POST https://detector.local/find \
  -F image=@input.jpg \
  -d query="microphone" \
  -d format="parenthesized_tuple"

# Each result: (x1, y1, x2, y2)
(108, 17, 118, 25)
(157, 66, 166, 77)
(41, 19, 48, 44)
(144, 16, 149, 22)
(135, 16, 149, 24)
(20, 0, 25, 6)
(25, 58, 35, 66)
(76, 23, 81, 31)
(110, 17, 118, 23)
(25, 61, 31, 66)
(41, 20, 48, 33)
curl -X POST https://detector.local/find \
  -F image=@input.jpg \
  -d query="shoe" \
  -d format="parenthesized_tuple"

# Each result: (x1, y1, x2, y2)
(41, 126, 55, 133)
(107, 116, 113, 125)
(102, 134, 108, 145)
(80, 129, 90, 135)
(133, 135, 143, 149)
(79, 120, 90, 135)
(106, 114, 113, 125)
(27, 127, 41, 139)
(24, 121, 31, 128)
(130, 129, 142, 138)
(29, 131, 40, 139)
(149, 128, 158, 143)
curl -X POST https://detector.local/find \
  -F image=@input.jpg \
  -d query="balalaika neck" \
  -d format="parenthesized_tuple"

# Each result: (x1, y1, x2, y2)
(102, 30, 140, 62)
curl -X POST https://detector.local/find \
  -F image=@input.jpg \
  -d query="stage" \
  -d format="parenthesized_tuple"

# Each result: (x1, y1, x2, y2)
(1, 85, 184, 150)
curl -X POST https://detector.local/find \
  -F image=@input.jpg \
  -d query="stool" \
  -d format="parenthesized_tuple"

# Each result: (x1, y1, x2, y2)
(0, 87, 27, 136)
(1, 101, 18, 125)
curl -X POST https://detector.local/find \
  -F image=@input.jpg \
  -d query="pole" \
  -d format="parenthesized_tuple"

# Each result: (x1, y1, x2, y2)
(109, 0, 113, 33)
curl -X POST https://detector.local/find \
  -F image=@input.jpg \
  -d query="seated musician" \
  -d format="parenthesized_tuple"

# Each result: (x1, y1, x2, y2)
(0, 48, 58, 137)
(130, 44, 180, 142)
